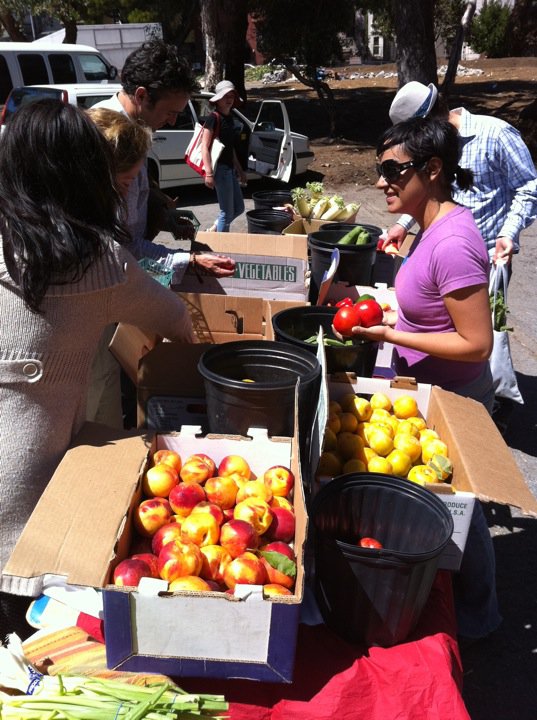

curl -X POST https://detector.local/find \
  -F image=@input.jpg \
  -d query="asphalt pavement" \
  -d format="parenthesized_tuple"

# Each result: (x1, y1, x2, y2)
(169, 177, 537, 720)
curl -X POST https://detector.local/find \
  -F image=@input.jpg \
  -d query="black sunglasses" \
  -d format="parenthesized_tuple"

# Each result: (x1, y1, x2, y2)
(375, 158, 429, 183)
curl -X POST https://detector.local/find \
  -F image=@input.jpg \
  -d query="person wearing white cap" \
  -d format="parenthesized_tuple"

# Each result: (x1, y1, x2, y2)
(202, 80, 247, 232)
(384, 80, 537, 268)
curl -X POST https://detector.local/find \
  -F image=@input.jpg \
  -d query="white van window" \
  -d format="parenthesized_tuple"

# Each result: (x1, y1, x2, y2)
(0, 56, 12, 104)
(49, 54, 77, 84)
(79, 53, 110, 81)
(18, 54, 49, 85)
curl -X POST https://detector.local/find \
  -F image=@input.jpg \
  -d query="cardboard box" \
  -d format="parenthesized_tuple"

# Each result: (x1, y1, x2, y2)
(177, 231, 309, 301)
(321, 374, 537, 570)
(3, 423, 307, 682)
(110, 295, 308, 430)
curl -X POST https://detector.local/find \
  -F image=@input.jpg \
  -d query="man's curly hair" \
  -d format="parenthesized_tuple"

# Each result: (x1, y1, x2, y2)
(120, 39, 199, 103)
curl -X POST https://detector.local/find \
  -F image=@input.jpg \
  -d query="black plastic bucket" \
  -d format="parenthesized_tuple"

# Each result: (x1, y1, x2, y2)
(252, 190, 293, 211)
(308, 226, 380, 302)
(198, 341, 321, 474)
(311, 473, 454, 647)
(246, 209, 292, 235)
(271, 305, 378, 376)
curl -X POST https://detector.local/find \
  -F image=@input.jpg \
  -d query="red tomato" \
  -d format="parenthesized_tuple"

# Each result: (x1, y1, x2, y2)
(355, 299, 384, 328)
(358, 537, 383, 549)
(333, 305, 360, 336)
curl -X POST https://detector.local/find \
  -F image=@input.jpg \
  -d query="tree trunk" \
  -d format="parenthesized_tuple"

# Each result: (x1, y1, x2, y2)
(392, 0, 437, 86)
(200, 0, 226, 90)
(223, 0, 248, 101)
(62, 18, 78, 44)
(0, 11, 27, 41)
(283, 62, 337, 138)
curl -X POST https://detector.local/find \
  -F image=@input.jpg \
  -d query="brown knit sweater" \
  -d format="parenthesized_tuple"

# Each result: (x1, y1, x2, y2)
(0, 239, 192, 594)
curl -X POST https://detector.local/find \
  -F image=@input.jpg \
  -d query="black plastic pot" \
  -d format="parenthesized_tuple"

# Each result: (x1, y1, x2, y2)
(252, 190, 293, 211)
(308, 227, 380, 302)
(311, 473, 454, 647)
(198, 340, 321, 478)
(246, 209, 292, 235)
(271, 305, 378, 376)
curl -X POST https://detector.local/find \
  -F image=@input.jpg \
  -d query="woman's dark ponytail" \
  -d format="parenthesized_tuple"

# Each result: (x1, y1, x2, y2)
(455, 166, 474, 191)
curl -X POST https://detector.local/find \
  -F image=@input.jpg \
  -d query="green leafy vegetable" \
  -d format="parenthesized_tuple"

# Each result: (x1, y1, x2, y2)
(490, 289, 513, 332)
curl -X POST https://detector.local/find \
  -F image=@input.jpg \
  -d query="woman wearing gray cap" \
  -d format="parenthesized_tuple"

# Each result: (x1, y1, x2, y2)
(201, 80, 247, 232)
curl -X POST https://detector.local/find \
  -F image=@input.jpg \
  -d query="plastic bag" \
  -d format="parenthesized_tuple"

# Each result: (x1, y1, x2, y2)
(489, 263, 523, 403)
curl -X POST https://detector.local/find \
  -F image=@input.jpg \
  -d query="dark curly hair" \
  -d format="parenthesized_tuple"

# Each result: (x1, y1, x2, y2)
(0, 99, 130, 313)
(120, 39, 199, 104)
(377, 116, 474, 192)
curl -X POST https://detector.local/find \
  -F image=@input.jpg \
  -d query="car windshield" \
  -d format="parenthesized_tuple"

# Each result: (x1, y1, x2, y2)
(3, 86, 62, 122)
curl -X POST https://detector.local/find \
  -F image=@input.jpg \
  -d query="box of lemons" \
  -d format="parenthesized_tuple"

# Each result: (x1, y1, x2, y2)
(318, 391, 453, 485)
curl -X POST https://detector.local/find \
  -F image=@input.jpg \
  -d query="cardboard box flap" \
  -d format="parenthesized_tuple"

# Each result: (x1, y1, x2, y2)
(3, 424, 150, 593)
(427, 387, 537, 516)
(109, 323, 158, 386)
(195, 231, 308, 260)
(179, 293, 266, 337)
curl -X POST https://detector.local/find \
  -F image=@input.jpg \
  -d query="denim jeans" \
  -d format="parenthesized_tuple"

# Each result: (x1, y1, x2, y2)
(214, 163, 245, 232)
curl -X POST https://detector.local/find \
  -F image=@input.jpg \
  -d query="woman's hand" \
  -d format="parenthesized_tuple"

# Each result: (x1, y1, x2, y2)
(193, 253, 236, 277)
(204, 173, 215, 189)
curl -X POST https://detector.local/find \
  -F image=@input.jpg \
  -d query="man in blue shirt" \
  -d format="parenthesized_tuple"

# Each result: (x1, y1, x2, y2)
(385, 81, 537, 266)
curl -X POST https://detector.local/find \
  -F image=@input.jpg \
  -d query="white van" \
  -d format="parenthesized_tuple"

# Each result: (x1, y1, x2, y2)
(0, 42, 118, 105)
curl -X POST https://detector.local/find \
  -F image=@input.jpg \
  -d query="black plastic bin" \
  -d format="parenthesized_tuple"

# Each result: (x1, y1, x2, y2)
(308, 225, 381, 302)
(311, 473, 454, 647)
(246, 209, 292, 235)
(198, 340, 321, 480)
(271, 305, 378, 376)
(252, 190, 293, 210)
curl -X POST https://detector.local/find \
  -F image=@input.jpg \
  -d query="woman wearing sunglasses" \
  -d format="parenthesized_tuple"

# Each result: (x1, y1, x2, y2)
(359, 117, 494, 408)
(350, 116, 500, 646)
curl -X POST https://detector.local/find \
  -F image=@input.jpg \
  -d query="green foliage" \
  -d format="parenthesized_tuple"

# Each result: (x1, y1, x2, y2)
(434, 0, 466, 46)
(244, 64, 275, 81)
(470, 0, 512, 57)
(249, 0, 356, 78)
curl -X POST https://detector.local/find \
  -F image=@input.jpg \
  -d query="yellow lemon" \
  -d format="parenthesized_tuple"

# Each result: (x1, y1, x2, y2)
(393, 434, 422, 463)
(363, 447, 378, 464)
(408, 416, 427, 432)
(421, 439, 449, 464)
(393, 395, 419, 419)
(407, 464, 438, 486)
(370, 408, 392, 423)
(371, 420, 395, 439)
(370, 392, 393, 412)
(366, 427, 394, 457)
(419, 428, 439, 444)
(316, 452, 343, 477)
(339, 411, 359, 433)
(329, 400, 342, 415)
(427, 454, 453, 482)
(386, 449, 412, 476)
(327, 413, 341, 435)
(367, 456, 393, 474)
(337, 432, 365, 461)
(343, 458, 367, 474)
(341, 394, 372, 421)
(323, 427, 337, 452)
(396, 419, 420, 438)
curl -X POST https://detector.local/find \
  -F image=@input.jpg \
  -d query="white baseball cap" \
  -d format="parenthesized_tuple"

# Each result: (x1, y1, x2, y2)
(209, 80, 242, 104)
(389, 81, 439, 124)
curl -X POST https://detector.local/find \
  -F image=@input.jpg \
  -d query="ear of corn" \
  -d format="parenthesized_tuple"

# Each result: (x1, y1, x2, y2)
(311, 196, 330, 219)
(320, 195, 345, 220)
(336, 203, 360, 221)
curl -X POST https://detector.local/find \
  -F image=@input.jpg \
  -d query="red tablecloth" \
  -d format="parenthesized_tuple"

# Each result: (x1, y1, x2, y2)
(180, 571, 470, 720)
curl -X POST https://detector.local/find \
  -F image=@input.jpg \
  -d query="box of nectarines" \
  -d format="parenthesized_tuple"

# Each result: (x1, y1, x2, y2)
(3, 422, 307, 682)
(318, 374, 537, 571)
